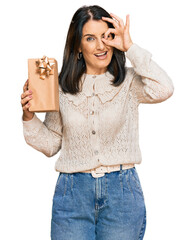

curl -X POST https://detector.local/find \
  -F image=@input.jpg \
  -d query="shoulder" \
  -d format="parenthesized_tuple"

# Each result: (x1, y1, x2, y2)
(59, 84, 62, 92)
(125, 66, 135, 77)
(58, 84, 65, 97)
(124, 66, 136, 86)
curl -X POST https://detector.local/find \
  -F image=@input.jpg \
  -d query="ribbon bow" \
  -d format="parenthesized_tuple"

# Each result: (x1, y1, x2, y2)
(36, 55, 55, 80)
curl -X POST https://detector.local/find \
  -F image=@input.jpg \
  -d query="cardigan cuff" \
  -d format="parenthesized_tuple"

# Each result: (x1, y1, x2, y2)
(22, 113, 43, 135)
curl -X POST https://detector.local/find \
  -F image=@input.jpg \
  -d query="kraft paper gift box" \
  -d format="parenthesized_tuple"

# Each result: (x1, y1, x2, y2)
(28, 55, 59, 112)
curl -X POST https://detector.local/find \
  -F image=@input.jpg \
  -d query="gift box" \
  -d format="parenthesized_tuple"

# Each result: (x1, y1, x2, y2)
(28, 55, 59, 112)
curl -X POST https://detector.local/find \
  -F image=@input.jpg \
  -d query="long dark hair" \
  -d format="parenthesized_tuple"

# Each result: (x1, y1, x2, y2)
(59, 5, 127, 95)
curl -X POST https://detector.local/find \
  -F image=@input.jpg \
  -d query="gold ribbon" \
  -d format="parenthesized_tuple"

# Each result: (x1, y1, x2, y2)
(36, 55, 55, 80)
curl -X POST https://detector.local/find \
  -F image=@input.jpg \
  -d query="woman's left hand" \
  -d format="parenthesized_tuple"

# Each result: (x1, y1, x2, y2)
(101, 13, 133, 52)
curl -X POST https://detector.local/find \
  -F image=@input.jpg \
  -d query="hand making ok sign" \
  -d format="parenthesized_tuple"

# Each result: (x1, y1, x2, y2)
(101, 13, 133, 52)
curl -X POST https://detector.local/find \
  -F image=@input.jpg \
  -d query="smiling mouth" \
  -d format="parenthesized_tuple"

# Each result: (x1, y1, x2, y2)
(94, 51, 107, 57)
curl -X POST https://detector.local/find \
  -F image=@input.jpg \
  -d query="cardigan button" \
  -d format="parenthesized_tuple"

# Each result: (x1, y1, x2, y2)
(90, 110, 94, 115)
(94, 150, 99, 155)
(92, 130, 96, 134)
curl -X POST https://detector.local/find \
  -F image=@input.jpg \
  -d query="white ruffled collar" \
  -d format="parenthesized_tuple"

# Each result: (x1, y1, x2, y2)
(60, 68, 132, 106)
(81, 71, 115, 95)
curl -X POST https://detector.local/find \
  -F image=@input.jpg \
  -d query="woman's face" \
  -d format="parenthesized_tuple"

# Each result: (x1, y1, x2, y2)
(79, 19, 114, 75)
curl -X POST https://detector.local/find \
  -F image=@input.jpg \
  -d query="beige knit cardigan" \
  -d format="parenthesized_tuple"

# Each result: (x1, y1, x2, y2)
(22, 43, 174, 173)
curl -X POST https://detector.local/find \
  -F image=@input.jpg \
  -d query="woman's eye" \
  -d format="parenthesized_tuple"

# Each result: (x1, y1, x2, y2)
(87, 37, 94, 41)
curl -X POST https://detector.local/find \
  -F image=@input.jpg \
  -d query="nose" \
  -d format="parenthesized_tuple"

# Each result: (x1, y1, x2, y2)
(96, 38, 106, 50)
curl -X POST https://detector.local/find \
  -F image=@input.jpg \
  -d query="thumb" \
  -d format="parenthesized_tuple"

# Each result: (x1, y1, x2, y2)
(102, 38, 115, 47)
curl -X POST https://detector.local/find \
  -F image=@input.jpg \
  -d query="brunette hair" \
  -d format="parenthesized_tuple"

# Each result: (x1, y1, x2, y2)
(59, 5, 127, 94)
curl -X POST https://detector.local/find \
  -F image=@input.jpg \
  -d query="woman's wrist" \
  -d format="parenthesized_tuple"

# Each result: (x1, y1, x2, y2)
(22, 113, 35, 121)
(124, 42, 134, 52)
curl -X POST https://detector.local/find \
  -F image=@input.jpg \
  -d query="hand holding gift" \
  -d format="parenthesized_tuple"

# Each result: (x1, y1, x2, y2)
(21, 79, 35, 121)
(27, 55, 59, 112)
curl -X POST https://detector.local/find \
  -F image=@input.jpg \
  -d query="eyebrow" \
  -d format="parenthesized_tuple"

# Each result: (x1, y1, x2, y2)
(83, 33, 105, 37)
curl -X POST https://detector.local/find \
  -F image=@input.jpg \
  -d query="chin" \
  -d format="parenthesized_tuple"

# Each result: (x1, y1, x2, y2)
(96, 57, 112, 67)
(95, 62, 110, 70)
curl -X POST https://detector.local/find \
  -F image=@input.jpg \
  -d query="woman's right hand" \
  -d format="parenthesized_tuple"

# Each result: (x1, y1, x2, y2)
(21, 79, 35, 121)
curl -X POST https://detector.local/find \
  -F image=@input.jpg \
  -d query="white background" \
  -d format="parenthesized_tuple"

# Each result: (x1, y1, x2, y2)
(1, 0, 194, 239)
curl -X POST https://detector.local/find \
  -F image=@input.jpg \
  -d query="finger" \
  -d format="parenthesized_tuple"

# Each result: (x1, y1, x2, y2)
(102, 16, 119, 29)
(23, 79, 29, 92)
(101, 37, 116, 47)
(23, 79, 28, 90)
(22, 102, 31, 111)
(125, 14, 130, 31)
(21, 89, 33, 101)
(104, 28, 116, 39)
(21, 94, 33, 107)
(25, 79, 28, 86)
(110, 13, 124, 28)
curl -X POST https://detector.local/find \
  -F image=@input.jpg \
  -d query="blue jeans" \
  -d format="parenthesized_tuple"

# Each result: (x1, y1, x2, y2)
(51, 165, 146, 240)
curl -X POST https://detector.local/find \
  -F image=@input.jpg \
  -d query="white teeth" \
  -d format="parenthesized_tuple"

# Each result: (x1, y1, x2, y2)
(95, 52, 106, 56)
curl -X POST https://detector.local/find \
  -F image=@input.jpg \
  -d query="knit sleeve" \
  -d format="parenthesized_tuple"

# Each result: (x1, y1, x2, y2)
(21, 111, 63, 157)
(126, 43, 174, 104)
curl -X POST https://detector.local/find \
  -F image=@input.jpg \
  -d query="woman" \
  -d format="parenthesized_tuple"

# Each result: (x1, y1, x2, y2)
(21, 5, 174, 240)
